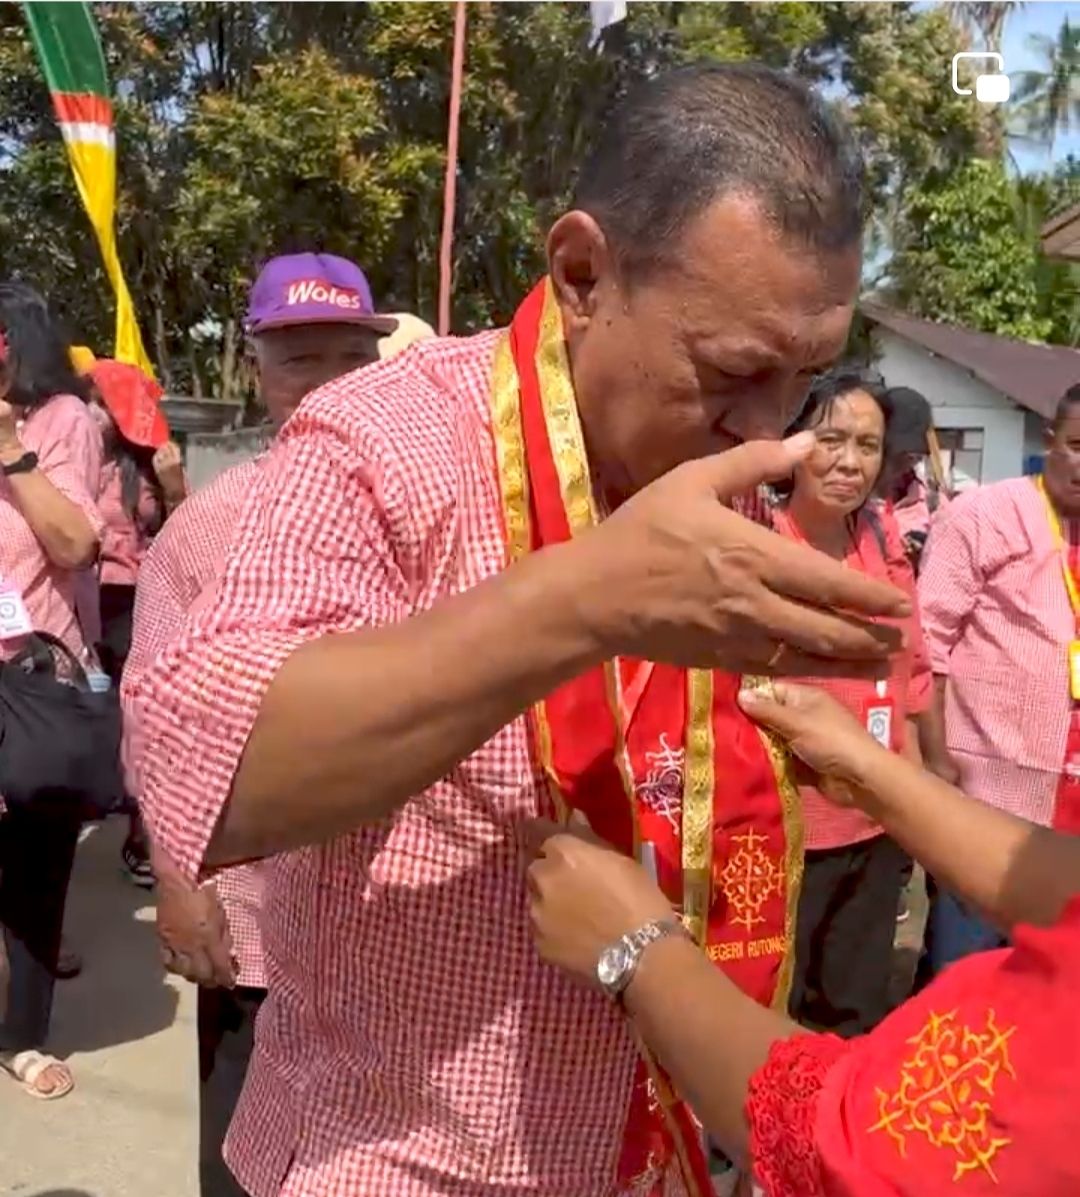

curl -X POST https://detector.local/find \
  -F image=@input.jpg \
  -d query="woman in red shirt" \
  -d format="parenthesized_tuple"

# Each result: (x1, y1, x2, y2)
(771, 367, 929, 1036)
(527, 681, 1080, 1197)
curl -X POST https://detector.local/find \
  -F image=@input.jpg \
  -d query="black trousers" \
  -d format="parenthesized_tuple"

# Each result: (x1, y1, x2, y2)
(0, 799, 82, 1052)
(97, 582, 135, 686)
(198, 985, 265, 1197)
(790, 834, 908, 1038)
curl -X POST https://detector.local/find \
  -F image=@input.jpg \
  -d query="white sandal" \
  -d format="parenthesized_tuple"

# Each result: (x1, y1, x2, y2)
(1, 1049, 74, 1099)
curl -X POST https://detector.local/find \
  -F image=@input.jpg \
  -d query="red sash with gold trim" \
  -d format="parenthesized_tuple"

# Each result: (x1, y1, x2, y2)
(490, 280, 803, 1196)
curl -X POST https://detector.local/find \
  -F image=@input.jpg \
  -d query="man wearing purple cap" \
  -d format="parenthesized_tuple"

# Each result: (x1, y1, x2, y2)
(123, 252, 391, 1197)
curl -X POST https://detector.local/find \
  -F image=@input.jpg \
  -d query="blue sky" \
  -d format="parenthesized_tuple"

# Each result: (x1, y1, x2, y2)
(999, 1, 1078, 172)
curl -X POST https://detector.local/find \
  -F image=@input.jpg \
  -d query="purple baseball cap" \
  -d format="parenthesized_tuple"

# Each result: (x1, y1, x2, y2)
(246, 253, 398, 336)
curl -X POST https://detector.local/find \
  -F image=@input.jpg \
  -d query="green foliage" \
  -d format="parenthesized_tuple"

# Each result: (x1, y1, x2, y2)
(888, 159, 1052, 341)
(0, 0, 1074, 404)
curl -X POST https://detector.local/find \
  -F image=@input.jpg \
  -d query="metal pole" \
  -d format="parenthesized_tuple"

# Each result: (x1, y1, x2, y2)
(438, 0, 467, 336)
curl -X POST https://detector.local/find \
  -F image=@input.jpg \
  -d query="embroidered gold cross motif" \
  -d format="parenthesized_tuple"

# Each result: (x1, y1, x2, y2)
(869, 1008, 1017, 1183)
(713, 830, 783, 933)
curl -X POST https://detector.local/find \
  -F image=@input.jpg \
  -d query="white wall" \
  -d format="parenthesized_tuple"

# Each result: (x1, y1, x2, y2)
(185, 427, 271, 490)
(872, 329, 1027, 484)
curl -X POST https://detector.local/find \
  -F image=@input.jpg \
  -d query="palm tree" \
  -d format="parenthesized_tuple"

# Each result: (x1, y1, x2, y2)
(1012, 19, 1080, 149)
(946, 2, 1023, 48)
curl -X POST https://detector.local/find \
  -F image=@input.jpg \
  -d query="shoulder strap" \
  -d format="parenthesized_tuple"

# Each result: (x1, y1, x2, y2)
(861, 504, 888, 560)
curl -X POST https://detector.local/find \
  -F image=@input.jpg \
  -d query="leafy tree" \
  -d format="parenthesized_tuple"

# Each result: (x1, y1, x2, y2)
(0, 0, 1051, 404)
(887, 159, 1052, 341)
(945, 2, 1023, 48)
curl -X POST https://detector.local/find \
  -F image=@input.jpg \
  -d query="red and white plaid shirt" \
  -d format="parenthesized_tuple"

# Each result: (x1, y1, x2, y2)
(127, 334, 671, 1197)
(123, 457, 266, 989)
(919, 476, 1075, 825)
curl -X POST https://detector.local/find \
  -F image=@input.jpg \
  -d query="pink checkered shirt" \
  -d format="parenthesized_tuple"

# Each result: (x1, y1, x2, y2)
(0, 393, 103, 659)
(919, 476, 1073, 825)
(127, 334, 676, 1197)
(773, 503, 931, 850)
(123, 457, 266, 989)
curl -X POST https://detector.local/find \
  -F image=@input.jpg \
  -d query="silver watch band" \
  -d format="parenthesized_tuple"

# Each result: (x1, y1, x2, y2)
(597, 916, 689, 999)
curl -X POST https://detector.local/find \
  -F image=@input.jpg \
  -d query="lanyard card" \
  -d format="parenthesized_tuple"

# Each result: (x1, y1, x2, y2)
(862, 679, 894, 750)
(0, 588, 33, 641)
(1070, 640, 1080, 702)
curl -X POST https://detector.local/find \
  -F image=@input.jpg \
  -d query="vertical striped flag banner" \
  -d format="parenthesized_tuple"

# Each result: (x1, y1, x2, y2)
(23, 1, 153, 375)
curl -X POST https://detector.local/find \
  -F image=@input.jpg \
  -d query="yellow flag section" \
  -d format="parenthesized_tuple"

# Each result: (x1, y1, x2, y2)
(23, 1, 153, 376)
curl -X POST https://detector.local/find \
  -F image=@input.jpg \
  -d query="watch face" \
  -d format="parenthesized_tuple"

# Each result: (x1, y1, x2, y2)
(597, 942, 633, 991)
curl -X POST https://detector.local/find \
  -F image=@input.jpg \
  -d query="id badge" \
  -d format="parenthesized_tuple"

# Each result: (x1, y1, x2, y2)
(1070, 640, 1080, 702)
(863, 681, 894, 750)
(0, 589, 33, 641)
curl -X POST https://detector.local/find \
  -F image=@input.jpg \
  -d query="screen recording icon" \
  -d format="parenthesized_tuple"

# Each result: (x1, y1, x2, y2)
(951, 52, 1011, 104)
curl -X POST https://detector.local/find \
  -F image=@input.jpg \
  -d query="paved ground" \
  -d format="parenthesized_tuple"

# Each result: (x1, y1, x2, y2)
(0, 819, 196, 1197)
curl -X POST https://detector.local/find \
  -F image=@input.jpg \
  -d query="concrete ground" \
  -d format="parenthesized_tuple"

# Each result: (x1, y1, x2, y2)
(0, 819, 196, 1197)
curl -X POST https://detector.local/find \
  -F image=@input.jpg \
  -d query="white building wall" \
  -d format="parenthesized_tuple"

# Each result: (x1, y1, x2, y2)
(185, 427, 271, 491)
(872, 329, 1028, 484)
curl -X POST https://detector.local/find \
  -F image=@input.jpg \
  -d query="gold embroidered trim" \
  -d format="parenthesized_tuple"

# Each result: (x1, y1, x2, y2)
(489, 333, 531, 565)
(534, 282, 599, 534)
(490, 331, 565, 820)
(681, 669, 714, 947)
(532, 283, 638, 853)
(743, 675, 804, 1013)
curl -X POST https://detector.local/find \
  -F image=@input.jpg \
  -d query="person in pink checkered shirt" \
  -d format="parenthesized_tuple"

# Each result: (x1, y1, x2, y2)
(123, 253, 394, 1197)
(917, 382, 1080, 981)
(127, 65, 910, 1197)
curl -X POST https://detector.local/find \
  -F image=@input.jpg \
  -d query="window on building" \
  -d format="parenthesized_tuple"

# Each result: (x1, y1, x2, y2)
(937, 428, 984, 485)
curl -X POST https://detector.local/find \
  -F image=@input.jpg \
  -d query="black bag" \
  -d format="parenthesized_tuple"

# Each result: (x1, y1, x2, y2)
(0, 631, 123, 815)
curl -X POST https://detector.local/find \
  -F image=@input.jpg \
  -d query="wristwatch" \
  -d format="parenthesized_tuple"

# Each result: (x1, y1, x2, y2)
(1, 450, 38, 476)
(596, 917, 689, 1000)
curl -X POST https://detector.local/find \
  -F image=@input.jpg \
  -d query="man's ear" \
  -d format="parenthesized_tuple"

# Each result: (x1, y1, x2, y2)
(546, 210, 616, 338)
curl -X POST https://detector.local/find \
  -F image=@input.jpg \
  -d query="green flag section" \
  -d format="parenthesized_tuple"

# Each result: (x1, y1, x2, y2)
(23, 1, 152, 374)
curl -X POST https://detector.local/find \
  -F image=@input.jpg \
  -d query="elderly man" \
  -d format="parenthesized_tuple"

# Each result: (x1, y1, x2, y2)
(123, 253, 393, 1197)
(129, 64, 905, 1197)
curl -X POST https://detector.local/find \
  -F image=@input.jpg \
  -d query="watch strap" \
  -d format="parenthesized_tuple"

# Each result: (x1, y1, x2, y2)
(1, 450, 38, 477)
(601, 916, 689, 1000)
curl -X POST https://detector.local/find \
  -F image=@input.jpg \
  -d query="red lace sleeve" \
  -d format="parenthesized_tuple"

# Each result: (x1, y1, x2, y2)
(745, 1032, 851, 1197)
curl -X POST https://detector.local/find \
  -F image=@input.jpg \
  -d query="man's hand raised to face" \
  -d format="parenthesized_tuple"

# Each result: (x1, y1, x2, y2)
(577, 432, 908, 677)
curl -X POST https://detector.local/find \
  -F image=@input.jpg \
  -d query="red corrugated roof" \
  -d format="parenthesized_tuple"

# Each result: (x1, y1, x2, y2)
(862, 302, 1080, 420)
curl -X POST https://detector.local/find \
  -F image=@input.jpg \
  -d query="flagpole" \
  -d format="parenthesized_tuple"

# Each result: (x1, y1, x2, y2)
(438, 0, 467, 336)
